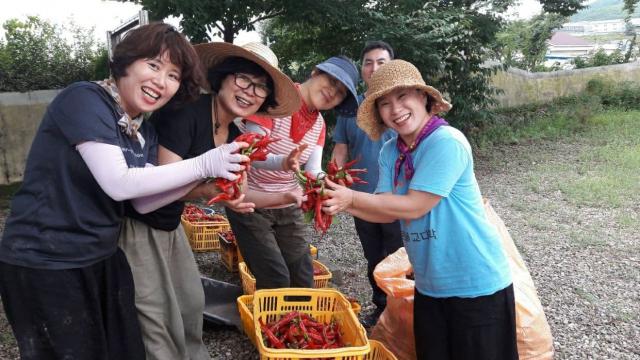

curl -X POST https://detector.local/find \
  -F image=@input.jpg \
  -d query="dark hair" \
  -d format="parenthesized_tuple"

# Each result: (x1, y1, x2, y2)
(426, 93, 434, 113)
(207, 56, 278, 114)
(360, 40, 395, 61)
(109, 22, 205, 106)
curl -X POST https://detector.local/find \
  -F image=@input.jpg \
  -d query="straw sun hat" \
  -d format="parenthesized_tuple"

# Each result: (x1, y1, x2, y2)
(194, 41, 301, 117)
(357, 59, 452, 141)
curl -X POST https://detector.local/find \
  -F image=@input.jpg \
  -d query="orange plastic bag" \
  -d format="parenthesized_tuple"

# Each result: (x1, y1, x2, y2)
(370, 247, 416, 360)
(484, 199, 554, 360)
(370, 200, 554, 360)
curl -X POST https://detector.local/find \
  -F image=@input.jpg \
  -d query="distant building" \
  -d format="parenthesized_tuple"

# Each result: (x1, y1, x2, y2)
(546, 32, 595, 62)
(559, 18, 640, 35)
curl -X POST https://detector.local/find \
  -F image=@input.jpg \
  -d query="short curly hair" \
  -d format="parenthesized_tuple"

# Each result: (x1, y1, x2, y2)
(109, 22, 205, 107)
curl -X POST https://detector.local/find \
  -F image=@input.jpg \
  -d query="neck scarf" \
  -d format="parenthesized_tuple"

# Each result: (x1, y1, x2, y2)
(394, 115, 448, 187)
(94, 78, 146, 147)
(290, 84, 319, 144)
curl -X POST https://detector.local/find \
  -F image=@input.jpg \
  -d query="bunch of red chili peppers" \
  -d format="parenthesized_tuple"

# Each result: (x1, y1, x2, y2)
(259, 311, 345, 350)
(207, 132, 279, 205)
(296, 159, 367, 234)
(182, 204, 227, 222)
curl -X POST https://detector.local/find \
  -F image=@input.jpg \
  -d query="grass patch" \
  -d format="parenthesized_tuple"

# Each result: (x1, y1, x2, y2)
(486, 108, 640, 209)
(558, 111, 640, 208)
(568, 229, 607, 247)
(526, 217, 548, 231)
(615, 212, 638, 229)
(574, 287, 598, 304)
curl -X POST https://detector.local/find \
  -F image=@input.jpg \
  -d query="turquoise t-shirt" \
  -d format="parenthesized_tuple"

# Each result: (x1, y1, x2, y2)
(376, 126, 511, 298)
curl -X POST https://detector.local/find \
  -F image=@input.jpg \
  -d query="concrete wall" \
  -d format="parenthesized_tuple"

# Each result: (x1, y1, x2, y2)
(0, 89, 61, 185)
(491, 61, 640, 108)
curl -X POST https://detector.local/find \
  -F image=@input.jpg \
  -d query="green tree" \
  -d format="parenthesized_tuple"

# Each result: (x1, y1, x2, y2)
(131, 0, 585, 128)
(540, 0, 584, 16)
(264, 0, 517, 128)
(624, 0, 639, 13)
(573, 48, 626, 68)
(125, 0, 293, 43)
(496, 13, 566, 71)
(0, 16, 106, 92)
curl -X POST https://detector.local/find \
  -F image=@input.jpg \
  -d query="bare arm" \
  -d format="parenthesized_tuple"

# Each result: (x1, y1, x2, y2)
(321, 178, 442, 222)
(331, 143, 349, 168)
(244, 188, 303, 209)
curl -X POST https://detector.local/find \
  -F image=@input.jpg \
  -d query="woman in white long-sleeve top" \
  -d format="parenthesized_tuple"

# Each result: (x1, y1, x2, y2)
(0, 23, 248, 360)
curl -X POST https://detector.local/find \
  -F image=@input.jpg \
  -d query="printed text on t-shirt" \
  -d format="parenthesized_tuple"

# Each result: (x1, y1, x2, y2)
(401, 229, 437, 243)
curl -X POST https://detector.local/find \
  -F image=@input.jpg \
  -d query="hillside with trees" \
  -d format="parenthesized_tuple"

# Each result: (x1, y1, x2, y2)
(571, 0, 640, 21)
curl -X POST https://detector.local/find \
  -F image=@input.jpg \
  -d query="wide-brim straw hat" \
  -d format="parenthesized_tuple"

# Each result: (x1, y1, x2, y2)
(357, 59, 452, 140)
(194, 41, 301, 117)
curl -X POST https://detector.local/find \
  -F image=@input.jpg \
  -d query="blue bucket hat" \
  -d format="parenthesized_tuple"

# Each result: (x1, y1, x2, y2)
(315, 56, 360, 116)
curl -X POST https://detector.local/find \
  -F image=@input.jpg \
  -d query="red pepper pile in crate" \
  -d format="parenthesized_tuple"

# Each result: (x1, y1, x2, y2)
(218, 229, 236, 244)
(312, 262, 328, 276)
(207, 132, 279, 205)
(183, 204, 227, 222)
(259, 311, 345, 350)
(296, 159, 367, 234)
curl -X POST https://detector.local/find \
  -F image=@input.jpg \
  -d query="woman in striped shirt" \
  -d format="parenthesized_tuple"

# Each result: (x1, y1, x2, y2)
(227, 56, 360, 289)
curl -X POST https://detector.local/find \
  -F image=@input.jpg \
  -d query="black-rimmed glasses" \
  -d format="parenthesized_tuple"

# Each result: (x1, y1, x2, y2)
(234, 73, 271, 98)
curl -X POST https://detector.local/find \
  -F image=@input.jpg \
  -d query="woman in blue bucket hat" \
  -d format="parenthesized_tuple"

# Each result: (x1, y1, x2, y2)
(226, 56, 360, 290)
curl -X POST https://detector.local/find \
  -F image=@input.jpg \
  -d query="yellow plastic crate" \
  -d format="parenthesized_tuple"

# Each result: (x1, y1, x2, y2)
(237, 294, 362, 348)
(364, 340, 397, 360)
(252, 288, 370, 359)
(239, 260, 332, 295)
(348, 299, 361, 316)
(237, 295, 256, 345)
(180, 214, 230, 252)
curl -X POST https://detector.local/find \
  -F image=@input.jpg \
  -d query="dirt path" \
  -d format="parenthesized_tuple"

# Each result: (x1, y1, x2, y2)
(0, 137, 637, 359)
(476, 140, 639, 359)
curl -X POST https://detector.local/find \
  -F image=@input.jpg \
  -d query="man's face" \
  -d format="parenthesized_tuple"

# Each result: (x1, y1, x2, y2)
(361, 48, 392, 87)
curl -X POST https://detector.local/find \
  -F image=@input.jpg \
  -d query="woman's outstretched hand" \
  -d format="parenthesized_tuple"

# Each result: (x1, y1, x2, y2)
(283, 144, 308, 172)
(321, 178, 355, 215)
(197, 142, 250, 180)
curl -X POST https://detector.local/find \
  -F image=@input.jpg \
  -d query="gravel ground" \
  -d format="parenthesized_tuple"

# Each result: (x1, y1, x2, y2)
(0, 138, 638, 359)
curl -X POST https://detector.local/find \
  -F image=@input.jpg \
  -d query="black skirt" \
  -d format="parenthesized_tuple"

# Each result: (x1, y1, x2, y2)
(0, 248, 145, 360)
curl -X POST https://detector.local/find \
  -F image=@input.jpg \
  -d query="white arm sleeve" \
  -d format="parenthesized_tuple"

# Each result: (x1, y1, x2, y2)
(304, 144, 323, 178)
(130, 180, 199, 214)
(76, 141, 241, 201)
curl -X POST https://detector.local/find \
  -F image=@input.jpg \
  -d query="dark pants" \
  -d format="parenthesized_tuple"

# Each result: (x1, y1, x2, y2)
(0, 249, 145, 360)
(414, 284, 518, 360)
(353, 217, 403, 309)
(226, 206, 314, 289)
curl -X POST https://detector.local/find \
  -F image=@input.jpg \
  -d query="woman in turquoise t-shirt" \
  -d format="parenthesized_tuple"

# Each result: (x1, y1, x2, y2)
(322, 60, 517, 360)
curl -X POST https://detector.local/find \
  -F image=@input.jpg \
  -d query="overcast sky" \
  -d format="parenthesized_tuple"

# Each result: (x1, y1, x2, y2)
(0, 0, 560, 45)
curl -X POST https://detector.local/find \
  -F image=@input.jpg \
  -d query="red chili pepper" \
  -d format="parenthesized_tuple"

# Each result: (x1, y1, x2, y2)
(269, 311, 299, 334)
(342, 158, 360, 170)
(261, 322, 285, 349)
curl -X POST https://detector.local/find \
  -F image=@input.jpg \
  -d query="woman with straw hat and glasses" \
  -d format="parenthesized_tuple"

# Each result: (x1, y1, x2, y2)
(226, 55, 360, 290)
(0, 23, 249, 360)
(118, 41, 301, 360)
(321, 60, 517, 360)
